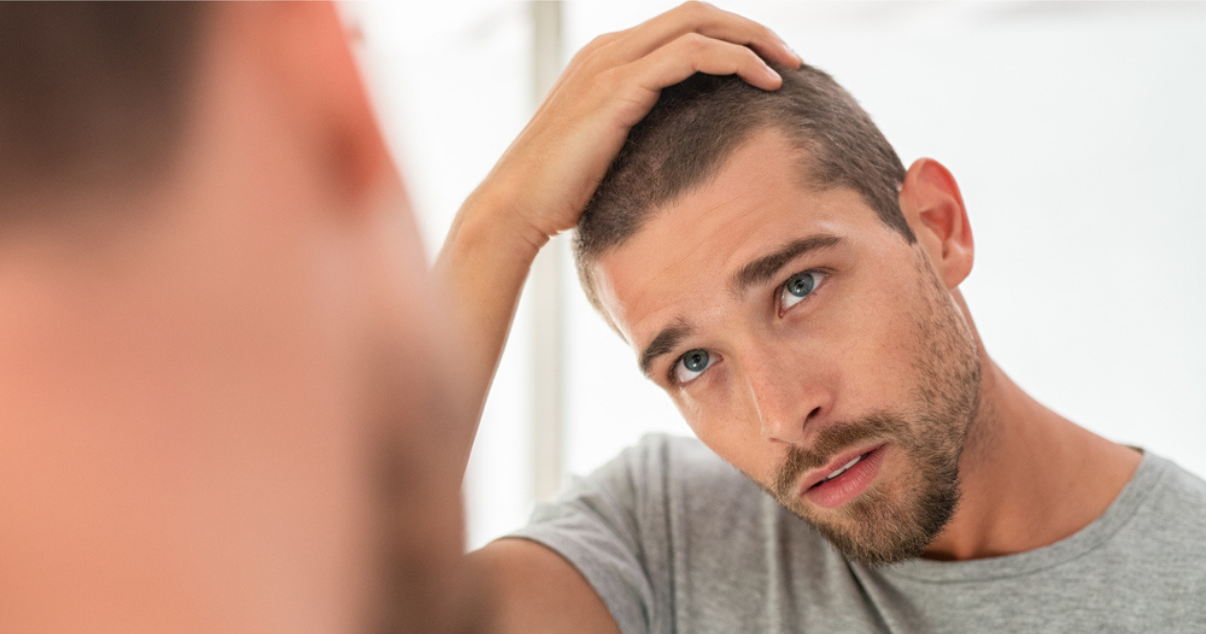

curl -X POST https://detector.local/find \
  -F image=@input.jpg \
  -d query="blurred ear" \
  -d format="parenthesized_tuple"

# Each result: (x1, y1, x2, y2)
(231, 1, 390, 208)
(899, 158, 973, 289)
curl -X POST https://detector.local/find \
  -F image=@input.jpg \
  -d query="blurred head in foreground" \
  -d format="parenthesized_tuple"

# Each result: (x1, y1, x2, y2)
(0, 3, 478, 633)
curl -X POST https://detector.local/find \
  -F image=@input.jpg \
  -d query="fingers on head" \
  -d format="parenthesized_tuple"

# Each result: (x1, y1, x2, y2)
(658, 2, 799, 68)
(591, 1, 799, 70)
(631, 32, 781, 91)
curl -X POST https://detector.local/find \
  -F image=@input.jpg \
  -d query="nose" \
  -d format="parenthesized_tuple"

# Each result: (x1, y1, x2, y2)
(741, 348, 833, 446)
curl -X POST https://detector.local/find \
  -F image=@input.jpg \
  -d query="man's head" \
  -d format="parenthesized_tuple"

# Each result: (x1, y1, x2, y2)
(576, 65, 915, 322)
(575, 67, 983, 565)
(0, 3, 204, 211)
(0, 4, 477, 632)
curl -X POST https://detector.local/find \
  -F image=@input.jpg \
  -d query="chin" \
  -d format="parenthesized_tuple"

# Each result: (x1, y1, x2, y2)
(811, 475, 961, 566)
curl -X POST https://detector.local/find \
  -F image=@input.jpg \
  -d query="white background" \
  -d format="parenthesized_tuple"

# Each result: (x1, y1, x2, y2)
(348, 1, 1206, 549)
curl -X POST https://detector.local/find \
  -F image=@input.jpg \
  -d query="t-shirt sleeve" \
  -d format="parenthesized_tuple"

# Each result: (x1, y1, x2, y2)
(507, 435, 679, 634)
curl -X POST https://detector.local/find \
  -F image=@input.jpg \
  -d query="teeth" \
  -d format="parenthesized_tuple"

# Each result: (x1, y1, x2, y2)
(823, 455, 863, 482)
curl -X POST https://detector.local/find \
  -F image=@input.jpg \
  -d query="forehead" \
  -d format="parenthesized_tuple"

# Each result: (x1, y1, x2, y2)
(593, 130, 894, 345)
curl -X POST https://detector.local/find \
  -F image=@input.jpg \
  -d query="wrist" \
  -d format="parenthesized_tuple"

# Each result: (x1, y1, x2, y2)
(450, 180, 550, 267)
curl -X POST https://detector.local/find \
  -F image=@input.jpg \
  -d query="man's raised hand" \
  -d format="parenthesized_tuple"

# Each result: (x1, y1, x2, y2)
(437, 2, 800, 437)
(473, 1, 802, 249)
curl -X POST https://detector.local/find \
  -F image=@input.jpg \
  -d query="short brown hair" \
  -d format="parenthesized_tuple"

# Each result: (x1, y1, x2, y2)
(0, 2, 208, 212)
(574, 64, 914, 321)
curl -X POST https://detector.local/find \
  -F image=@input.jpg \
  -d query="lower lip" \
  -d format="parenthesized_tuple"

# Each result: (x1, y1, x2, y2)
(802, 445, 886, 509)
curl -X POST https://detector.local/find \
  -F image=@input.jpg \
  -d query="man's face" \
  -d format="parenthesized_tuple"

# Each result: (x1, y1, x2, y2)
(593, 131, 981, 565)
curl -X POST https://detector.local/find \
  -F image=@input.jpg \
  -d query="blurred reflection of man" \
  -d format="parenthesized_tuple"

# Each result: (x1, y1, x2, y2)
(442, 5, 1206, 634)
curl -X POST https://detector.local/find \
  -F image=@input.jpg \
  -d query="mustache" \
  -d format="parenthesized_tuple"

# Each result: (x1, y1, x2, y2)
(773, 412, 907, 498)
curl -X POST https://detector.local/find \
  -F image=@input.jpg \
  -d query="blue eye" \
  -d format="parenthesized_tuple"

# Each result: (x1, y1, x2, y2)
(674, 349, 713, 384)
(780, 271, 825, 311)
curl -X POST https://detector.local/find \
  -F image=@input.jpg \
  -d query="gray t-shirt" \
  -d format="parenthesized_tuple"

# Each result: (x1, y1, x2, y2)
(510, 434, 1206, 633)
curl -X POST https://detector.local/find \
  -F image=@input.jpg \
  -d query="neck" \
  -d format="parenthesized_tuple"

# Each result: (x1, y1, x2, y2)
(919, 352, 1142, 561)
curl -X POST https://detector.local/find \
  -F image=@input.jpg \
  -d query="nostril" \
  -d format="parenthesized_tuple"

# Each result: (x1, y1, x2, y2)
(806, 407, 822, 423)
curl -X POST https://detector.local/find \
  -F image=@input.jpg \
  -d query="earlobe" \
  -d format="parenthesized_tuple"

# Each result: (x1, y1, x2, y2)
(898, 158, 974, 289)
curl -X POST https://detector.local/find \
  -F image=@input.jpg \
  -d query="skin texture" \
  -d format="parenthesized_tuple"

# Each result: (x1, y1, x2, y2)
(592, 129, 1142, 563)
(760, 252, 981, 565)
(594, 130, 981, 565)
(0, 4, 477, 633)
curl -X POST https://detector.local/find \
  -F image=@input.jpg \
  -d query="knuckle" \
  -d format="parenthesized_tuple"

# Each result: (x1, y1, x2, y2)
(573, 33, 619, 71)
(595, 67, 624, 93)
(570, 43, 599, 66)
(574, 30, 627, 71)
(588, 30, 621, 49)
(679, 31, 710, 52)
(579, 36, 603, 56)
(680, 1, 712, 18)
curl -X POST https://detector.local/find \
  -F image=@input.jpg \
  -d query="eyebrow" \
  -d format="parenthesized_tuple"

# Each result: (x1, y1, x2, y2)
(728, 234, 844, 295)
(638, 319, 693, 378)
(636, 234, 844, 379)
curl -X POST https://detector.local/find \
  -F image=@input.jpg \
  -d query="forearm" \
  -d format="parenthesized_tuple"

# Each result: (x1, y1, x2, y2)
(433, 0, 798, 453)
(435, 179, 547, 426)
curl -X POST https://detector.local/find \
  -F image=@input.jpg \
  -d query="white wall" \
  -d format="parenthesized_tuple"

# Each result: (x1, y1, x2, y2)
(350, 1, 1206, 548)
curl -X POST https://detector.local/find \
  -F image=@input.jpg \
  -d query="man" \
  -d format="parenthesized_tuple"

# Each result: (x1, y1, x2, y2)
(443, 6, 1206, 634)
(0, 2, 793, 632)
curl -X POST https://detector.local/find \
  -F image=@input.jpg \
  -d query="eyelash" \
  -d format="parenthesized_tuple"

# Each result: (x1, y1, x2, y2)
(668, 348, 715, 387)
(666, 268, 827, 387)
(777, 268, 828, 317)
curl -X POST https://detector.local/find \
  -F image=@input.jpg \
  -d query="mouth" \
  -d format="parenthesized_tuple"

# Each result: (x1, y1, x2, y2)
(799, 444, 887, 509)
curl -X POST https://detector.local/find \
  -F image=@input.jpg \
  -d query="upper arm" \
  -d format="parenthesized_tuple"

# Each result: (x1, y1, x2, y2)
(467, 538, 622, 634)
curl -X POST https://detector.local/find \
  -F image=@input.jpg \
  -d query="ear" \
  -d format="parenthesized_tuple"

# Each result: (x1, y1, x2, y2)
(898, 158, 973, 289)
(234, 2, 391, 207)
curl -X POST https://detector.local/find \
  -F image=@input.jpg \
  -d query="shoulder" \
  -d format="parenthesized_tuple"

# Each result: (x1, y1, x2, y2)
(1094, 453, 1206, 626)
(508, 434, 786, 634)
(606, 434, 758, 511)
(569, 433, 746, 495)
(1106, 452, 1206, 591)
(1134, 452, 1206, 535)
(624, 433, 739, 477)
(551, 434, 753, 518)
(1152, 453, 1206, 502)
(520, 434, 748, 535)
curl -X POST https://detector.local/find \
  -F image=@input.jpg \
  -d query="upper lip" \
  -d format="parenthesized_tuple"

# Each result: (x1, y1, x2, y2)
(797, 443, 885, 495)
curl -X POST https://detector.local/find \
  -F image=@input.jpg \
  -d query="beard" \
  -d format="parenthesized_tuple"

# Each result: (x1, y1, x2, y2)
(762, 254, 981, 567)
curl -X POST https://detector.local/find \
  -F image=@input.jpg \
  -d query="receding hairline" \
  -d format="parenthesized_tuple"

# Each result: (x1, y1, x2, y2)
(617, 125, 830, 248)
(575, 64, 916, 338)
(578, 125, 880, 335)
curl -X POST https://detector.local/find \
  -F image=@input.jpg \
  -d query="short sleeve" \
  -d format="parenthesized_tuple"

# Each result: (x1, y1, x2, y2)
(507, 435, 682, 634)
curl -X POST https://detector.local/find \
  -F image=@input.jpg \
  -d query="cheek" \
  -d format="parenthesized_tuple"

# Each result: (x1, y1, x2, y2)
(677, 384, 780, 486)
(811, 279, 927, 411)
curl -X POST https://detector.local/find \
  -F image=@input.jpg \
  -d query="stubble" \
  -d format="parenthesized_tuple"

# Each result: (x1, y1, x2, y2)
(765, 252, 981, 566)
